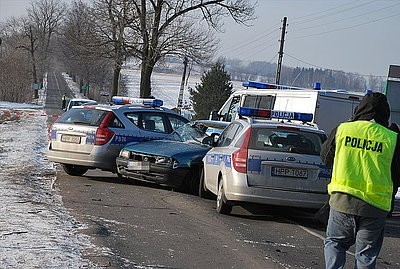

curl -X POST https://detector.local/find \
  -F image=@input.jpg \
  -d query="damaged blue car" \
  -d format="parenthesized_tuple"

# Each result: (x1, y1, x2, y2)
(116, 120, 228, 195)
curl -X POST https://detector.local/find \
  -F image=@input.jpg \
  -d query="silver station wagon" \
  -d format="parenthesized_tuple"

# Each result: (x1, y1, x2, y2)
(47, 97, 189, 176)
(201, 107, 331, 214)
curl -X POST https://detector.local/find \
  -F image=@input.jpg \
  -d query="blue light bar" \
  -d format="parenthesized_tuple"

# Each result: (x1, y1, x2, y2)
(271, 110, 313, 122)
(111, 96, 163, 107)
(242, 81, 277, 89)
(237, 107, 313, 122)
(142, 99, 163, 107)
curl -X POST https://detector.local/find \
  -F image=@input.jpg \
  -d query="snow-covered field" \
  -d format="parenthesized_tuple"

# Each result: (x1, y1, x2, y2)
(121, 68, 243, 108)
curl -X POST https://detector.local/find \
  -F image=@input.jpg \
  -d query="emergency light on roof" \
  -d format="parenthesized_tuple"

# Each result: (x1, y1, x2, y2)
(112, 96, 163, 107)
(242, 81, 277, 89)
(242, 81, 305, 91)
(237, 107, 313, 122)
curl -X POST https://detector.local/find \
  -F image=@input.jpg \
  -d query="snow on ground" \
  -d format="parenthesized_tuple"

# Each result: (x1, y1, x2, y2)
(0, 102, 98, 268)
(121, 69, 244, 108)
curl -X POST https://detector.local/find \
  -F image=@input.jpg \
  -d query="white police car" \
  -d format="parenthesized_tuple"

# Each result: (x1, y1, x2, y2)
(66, 98, 97, 111)
(47, 97, 189, 176)
(201, 107, 331, 214)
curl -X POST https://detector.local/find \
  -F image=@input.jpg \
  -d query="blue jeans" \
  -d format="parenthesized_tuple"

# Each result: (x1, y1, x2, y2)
(324, 208, 386, 269)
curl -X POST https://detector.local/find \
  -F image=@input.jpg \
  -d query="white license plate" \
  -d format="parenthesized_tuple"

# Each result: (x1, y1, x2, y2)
(127, 161, 150, 172)
(271, 167, 308, 178)
(61, 134, 81, 144)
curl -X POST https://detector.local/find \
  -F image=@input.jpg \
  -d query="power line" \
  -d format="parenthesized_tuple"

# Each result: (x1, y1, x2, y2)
(292, 2, 400, 33)
(285, 53, 387, 78)
(221, 27, 280, 55)
(290, 11, 400, 40)
(291, 0, 376, 25)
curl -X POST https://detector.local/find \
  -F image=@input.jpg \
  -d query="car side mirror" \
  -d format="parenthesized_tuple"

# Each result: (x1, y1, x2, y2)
(209, 110, 219, 120)
(202, 136, 214, 146)
(202, 133, 220, 146)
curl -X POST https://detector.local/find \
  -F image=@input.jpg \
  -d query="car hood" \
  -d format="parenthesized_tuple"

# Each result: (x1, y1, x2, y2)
(123, 140, 211, 157)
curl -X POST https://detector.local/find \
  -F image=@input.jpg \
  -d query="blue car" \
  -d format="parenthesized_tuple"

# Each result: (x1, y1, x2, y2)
(116, 120, 228, 194)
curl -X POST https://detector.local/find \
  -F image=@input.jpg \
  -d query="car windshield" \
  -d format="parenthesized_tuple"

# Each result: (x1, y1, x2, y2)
(165, 122, 209, 144)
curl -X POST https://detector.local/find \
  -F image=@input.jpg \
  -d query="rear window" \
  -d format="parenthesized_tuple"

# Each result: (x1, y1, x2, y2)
(249, 127, 326, 155)
(57, 108, 109, 126)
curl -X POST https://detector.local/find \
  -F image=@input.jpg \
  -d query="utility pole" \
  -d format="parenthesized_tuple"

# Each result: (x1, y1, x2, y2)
(275, 16, 287, 85)
(177, 56, 188, 112)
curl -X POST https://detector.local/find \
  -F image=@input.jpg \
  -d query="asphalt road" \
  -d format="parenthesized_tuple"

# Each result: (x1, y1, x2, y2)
(44, 69, 400, 269)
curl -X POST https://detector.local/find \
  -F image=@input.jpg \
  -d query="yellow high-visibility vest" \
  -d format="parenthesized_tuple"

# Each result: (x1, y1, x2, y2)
(328, 121, 397, 211)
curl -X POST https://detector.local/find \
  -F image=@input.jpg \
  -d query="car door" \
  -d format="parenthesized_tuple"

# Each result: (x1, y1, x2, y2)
(204, 122, 244, 194)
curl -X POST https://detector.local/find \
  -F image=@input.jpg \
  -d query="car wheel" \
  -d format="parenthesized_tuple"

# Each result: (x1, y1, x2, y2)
(216, 179, 232, 215)
(186, 170, 200, 195)
(198, 168, 213, 199)
(116, 172, 127, 183)
(62, 164, 88, 176)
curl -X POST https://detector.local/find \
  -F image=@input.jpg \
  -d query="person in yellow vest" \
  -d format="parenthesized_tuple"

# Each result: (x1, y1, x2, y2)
(61, 93, 67, 110)
(320, 92, 400, 269)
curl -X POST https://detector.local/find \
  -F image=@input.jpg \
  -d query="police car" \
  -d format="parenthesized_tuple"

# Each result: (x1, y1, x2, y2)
(66, 98, 97, 111)
(47, 97, 189, 176)
(201, 107, 331, 214)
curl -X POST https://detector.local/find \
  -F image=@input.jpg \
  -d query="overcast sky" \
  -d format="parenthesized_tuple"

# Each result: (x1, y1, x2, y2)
(1, 0, 399, 77)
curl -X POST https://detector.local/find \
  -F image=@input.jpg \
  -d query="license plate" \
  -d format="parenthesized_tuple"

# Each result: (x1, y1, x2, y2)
(61, 134, 81, 144)
(271, 167, 308, 178)
(127, 161, 150, 172)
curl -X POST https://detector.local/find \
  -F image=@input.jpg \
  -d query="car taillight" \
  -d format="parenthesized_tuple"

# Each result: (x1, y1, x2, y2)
(95, 112, 115, 145)
(232, 128, 251, 173)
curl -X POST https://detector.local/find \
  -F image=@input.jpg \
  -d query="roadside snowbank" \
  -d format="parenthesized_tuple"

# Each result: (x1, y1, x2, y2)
(0, 104, 97, 268)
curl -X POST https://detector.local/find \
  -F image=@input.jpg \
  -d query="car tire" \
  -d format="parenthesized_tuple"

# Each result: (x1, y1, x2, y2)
(62, 164, 88, 176)
(185, 170, 200, 195)
(198, 168, 213, 199)
(116, 172, 127, 183)
(216, 179, 232, 215)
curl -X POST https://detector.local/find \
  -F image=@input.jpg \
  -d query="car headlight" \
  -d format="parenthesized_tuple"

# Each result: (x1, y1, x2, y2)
(155, 156, 171, 164)
(119, 149, 130, 158)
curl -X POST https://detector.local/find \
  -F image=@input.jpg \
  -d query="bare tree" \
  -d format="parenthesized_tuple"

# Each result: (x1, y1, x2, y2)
(87, 0, 138, 97)
(80, 0, 254, 97)
(131, 0, 255, 97)
(61, 0, 113, 98)
(27, 0, 66, 75)
(0, 21, 33, 102)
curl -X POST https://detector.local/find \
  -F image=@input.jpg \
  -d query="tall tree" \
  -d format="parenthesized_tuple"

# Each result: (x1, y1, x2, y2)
(88, 0, 138, 97)
(0, 21, 32, 102)
(27, 0, 66, 78)
(132, 0, 255, 98)
(61, 0, 113, 98)
(189, 61, 233, 119)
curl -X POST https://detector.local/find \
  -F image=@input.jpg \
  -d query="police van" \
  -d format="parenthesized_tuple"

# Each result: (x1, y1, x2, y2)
(209, 81, 364, 134)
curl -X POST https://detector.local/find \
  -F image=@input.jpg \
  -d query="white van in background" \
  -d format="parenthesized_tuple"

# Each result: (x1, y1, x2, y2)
(209, 81, 364, 134)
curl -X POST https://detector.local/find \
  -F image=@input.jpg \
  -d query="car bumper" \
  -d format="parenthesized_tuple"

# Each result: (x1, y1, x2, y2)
(225, 185, 328, 209)
(116, 157, 189, 188)
(223, 174, 328, 209)
(47, 143, 120, 171)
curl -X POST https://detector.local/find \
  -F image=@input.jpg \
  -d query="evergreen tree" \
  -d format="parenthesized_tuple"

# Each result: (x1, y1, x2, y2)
(190, 61, 233, 119)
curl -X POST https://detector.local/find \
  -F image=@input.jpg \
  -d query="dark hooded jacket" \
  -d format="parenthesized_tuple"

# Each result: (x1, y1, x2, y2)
(320, 92, 400, 217)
